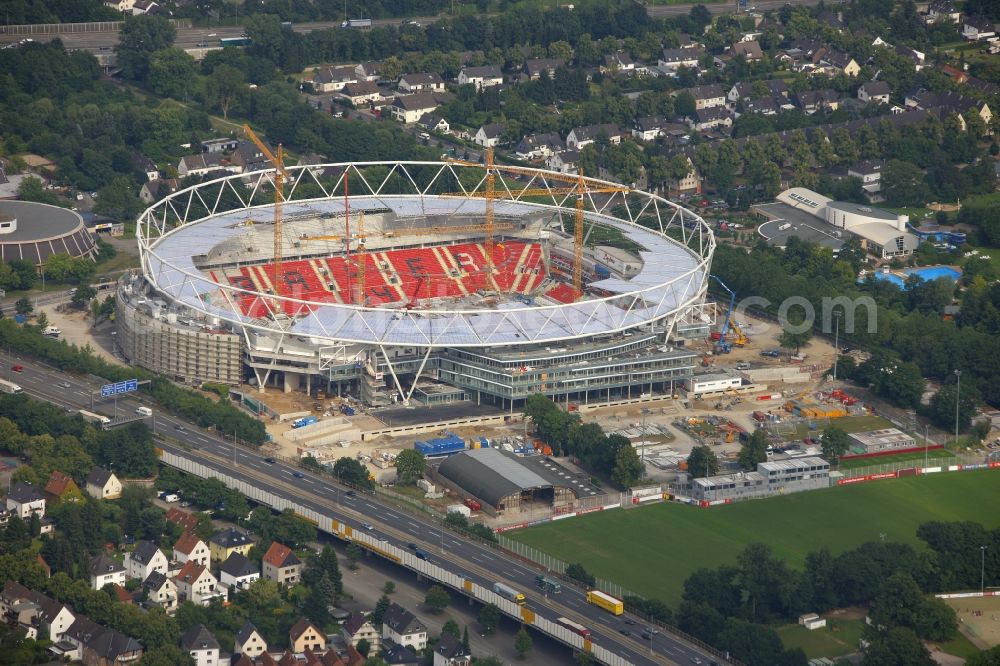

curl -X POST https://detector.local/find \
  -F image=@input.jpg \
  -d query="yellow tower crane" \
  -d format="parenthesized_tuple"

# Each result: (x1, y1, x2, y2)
(242, 124, 287, 297)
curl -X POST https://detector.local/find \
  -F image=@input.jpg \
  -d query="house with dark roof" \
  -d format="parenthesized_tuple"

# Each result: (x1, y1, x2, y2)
(928, 0, 960, 23)
(142, 571, 178, 614)
(355, 61, 383, 82)
(658, 47, 702, 73)
(88, 553, 126, 590)
(905, 89, 993, 126)
(858, 81, 891, 105)
(566, 123, 623, 149)
(458, 65, 503, 90)
(339, 81, 384, 107)
(181, 623, 219, 666)
(0, 581, 76, 643)
(398, 73, 445, 93)
(262, 541, 303, 586)
(312, 65, 358, 93)
(381, 642, 420, 666)
(84, 467, 121, 500)
(474, 123, 504, 148)
(524, 58, 565, 80)
(391, 92, 448, 124)
(602, 51, 635, 73)
(64, 615, 144, 666)
(44, 470, 83, 504)
(220, 552, 259, 592)
(796, 89, 841, 114)
(125, 540, 168, 581)
(633, 116, 670, 142)
(382, 603, 427, 650)
(689, 107, 733, 132)
(730, 41, 763, 61)
(6, 481, 45, 518)
(963, 16, 996, 40)
(290, 617, 327, 652)
(894, 45, 926, 70)
(514, 132, 563, 160)
(139, 178, 179, 205)
(208, 527, 253, 561)
(433, 632, 471, 666)
(686, 84, 727, 110)
(417, 113, 450, 134)
(233, 140, 271, 173)
(848, 159, 888, 203)
(546, 148, 581, 174)
(342, 613, 380, 652)
(235, 621, 268, 658)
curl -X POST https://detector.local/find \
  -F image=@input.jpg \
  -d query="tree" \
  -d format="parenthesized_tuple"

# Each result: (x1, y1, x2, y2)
(148, 48, 198, 99)
(565, 563, 596, 587)
(94, 176, 143, 221)
(873, 360, 924, 408)
(442, 619, 460, 639)
(478, 603, 501, 635)
(425, 585, 450, 614)
(345, 543, 363, 570)
(206, 64, 246, 120)
(778, 328, 811, 355)
(35, 312, 48, 331)
(820, 426, 851, 463)
(356, 638, 371, 657)
(332, 457, 373, 489)
(514, 625, 533, 659)
(116, 14, 176, 82)
(967, 646, 1000, 666)
(382, 581, 395, 595)
(687, 445, 720, 479)
(394, 449, 426, 484)
(611, 444, 643, 488)
(862, 626, 936, 665)
(928, 382, 979, 433)
(15, 298, 33, 316)
(674, 91, 696, 119)
(738, 430, 769, 471)
(303, 573, 337, 625)
(882, 160, 927, 207)
(869, 572, 957, 641)
(372, 594, 391, 627)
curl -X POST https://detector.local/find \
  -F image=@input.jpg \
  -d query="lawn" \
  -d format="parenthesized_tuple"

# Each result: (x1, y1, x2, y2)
(836, 447, 954, 470)
(776, 618, 865, 659)
(508, 471, 1000, 605)
(778, 414, 894, 441)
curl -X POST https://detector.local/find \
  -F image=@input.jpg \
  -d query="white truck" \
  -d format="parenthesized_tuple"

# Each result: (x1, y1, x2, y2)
(0, 379, 23, 394)
(341, 18, 372, 29)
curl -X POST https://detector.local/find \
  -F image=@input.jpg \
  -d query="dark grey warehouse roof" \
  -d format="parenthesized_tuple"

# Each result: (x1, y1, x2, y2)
(438, 448, 553, 508)
(0, 201, 96, 264)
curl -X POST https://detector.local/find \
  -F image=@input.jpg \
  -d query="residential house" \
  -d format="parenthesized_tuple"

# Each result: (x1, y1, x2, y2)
(44, 471, 83, 504)
(173, 532, 210, 567)
(208, 527, 253, 562)
(174, 561, 222, 606)
(312, 66, 358, 93)
(602, 51, 636, 73)
(417, 113, 450, 134)
(235, 621, 268, 658)
(686, 84, 727, 110)
(125, 540, 168, 581)
(514, 132, 563, 160)
(381, 642, 420, 666)
(176, 152, 226, 178)
(457, 65, 503, 90)
(382, 603, 428, 650)
(566, 123, 623, 149)
(6, 482, 45, 519)
(848, 159, 887, 202)
(131, 153, 159, 181)
(1, 581, 76, 643)
(689, 107, 733, 132)
(664, 155, 702, 195)
(165, 507, 199, 533)
(474, 123, 504, 148)
(796, 89, 840, 114)
(963, 16, 996, 40)
(658, 47, 702, 74)
(905, 89, 993, 125)
(104, 0, 136, 12)
(858, 81, 891, 105)
(261, 541, 303, 586)
(139, 178, 179, 205)
(339, 81, 383, 107)
(523, 58, 564, 80)
(390, 92, 446, 124)
(928, 0, 961, 23)
(233, 140, 270, 173)
(895, 44, 926, 70)
(822, 50, 861, 77)
(219, 552, 259, 592)
(85, 467, 122, 500)
(398, 73, 445, 93)
(342, 612, 380, 652)
(633, 116, 669, 141)
(142, 571, 178, 614)
(64, 615, 144, 666)
(730, 41, 763, 61)
(131, 0, 160, 15)
(201, 138, 239, 154)
(355, 61, 383, 82)
(290, 618, 327, 652)
(181, 624, 220, 666)
(741, 96, 780, 116)
(433, 632, 471, 666)
(546, 149, 580, 174)
(88, 553, 126, 591)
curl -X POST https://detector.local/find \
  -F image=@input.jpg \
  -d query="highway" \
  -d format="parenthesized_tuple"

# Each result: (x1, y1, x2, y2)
(4, 352, 725, 666)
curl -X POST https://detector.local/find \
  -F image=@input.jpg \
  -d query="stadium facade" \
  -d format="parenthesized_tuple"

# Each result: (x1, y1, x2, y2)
(119, 160, 715, 409)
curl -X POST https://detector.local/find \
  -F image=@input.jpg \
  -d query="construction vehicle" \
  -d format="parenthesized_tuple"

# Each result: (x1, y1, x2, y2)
(709, 275, 750, 352)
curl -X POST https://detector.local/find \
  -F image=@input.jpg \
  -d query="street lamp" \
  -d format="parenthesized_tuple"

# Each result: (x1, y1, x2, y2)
(982, 545, 988, 595)
(832, 311, 841, 382)
(954, 369, 962, 444)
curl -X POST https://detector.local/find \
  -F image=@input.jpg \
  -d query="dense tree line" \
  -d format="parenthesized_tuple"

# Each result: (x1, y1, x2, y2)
(523, 394, 644, 488)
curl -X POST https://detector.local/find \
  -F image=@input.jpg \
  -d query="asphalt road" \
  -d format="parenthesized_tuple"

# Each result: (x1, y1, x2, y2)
(5, 354, 723, 666)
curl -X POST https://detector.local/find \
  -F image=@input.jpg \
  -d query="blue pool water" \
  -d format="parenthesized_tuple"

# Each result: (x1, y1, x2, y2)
(872, 266, 961, 288)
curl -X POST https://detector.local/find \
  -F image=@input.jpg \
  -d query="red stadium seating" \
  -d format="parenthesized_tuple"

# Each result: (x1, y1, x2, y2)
(545, 283, 578, 304)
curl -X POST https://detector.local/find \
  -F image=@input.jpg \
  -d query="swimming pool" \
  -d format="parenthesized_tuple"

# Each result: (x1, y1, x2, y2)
(872, 265, 962, 288)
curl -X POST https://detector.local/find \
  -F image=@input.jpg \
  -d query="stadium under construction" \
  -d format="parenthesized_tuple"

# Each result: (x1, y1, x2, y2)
(120, 154, 715, 410)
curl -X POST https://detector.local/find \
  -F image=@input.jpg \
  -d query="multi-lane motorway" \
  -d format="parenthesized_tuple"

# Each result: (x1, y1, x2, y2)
(6, 352, 723, 666)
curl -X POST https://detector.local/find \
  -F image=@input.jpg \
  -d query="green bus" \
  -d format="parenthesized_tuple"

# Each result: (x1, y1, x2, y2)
(536, 574, 562, 594)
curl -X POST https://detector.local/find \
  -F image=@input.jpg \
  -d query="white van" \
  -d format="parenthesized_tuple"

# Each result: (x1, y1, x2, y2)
(135, 406, 152, 416)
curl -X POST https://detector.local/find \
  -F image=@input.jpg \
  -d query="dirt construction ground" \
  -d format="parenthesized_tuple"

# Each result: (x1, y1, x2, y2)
(944, 595, 1000, 649)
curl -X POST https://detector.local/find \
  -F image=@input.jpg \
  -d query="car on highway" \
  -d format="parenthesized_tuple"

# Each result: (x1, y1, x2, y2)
(690, 658, 703, 665)
(345, 490, 356, 497)
(361, 522, 374, 531)
(624, 619, 635, 625)
(11, 364, 23, 373)
(264, 457, 276, 463)
(618, 629, 631, 636)
(293, 471, 305, 478)
(57, 381, 71, 389)
(407, 542, 417, 550)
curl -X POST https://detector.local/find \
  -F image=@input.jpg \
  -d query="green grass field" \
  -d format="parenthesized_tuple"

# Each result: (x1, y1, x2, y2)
(778, 414, 893, 441)
(837, 447, 954, 470)
(509, 471, 1000, 605)
(776, 619, 865, 659)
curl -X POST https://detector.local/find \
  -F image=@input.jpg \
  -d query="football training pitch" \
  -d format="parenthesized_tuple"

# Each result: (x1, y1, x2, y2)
(508, 471, 1000, 605)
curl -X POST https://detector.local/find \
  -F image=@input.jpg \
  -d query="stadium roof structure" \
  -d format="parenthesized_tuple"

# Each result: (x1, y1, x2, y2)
(137, 160, 714, 349)
(438, 448, 562, 508)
